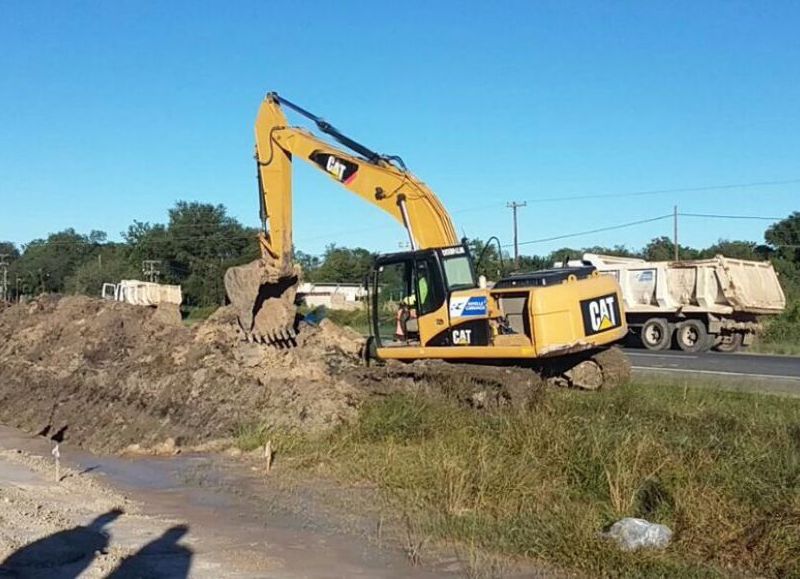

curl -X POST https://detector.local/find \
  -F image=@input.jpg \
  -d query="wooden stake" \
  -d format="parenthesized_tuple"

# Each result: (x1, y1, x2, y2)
(52, 443, 61, 483)
(264, 440, 273, 473)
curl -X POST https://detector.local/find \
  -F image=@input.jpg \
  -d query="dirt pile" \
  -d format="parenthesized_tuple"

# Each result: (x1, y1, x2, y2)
(0, 296, 368, 452)
(0, 295, 545, 453)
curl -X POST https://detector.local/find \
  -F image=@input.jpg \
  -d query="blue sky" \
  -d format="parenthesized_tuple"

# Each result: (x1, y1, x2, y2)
(2, 1, 798, 256)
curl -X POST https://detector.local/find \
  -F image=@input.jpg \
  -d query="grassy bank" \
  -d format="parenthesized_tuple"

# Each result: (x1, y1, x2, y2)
(251, 382, 800, 577)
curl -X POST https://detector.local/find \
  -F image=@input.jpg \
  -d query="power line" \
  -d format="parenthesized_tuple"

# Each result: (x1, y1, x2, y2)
(447, 178, 800, 215)
(680, 213, 783, 221)
(505, 210, 789, 250)
(519, 178, 800, 205)
(509, 214, 673, 247)
(290, 178, 799, 241)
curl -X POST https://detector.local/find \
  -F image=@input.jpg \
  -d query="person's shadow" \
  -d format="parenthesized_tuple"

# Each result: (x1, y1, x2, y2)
(0, 508, 122, 578)
(106, 525, 192, 578)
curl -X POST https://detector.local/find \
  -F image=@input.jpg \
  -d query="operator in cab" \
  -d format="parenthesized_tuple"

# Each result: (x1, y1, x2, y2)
(394, 267, 431, 342)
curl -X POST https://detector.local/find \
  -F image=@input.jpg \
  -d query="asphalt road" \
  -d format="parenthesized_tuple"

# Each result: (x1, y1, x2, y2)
(625, 348, 800, 386)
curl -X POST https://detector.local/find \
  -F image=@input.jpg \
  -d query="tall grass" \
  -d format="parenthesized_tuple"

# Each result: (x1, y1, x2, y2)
(757, 298, 800, 354)
(274, 383, 800, 577)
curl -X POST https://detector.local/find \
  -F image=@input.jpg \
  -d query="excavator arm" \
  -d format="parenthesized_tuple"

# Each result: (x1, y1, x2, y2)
(225, 92, 459, 344)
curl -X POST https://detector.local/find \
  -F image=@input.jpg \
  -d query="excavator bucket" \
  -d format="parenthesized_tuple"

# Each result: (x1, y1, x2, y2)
(224, 256, 300, 345)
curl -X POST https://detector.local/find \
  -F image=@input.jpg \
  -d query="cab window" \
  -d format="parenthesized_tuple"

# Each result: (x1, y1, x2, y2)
(414, 257, 445, 316)
(442, 255, 476, 291)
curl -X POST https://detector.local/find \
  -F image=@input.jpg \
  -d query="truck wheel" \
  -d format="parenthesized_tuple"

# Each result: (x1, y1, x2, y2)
(641, 318, 671, 351)
(675, 320, 710, 352)
(713, 332, 743, 353)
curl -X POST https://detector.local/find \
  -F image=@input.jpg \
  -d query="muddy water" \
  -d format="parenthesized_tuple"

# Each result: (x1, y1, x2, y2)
(0, 425, 461, 578)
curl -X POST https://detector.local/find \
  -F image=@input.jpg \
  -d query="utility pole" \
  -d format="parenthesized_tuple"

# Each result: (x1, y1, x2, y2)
(142, 260, 161, 283)
(506, 201, 527, 270)
(0, 254, 8, 303)
(673, 205, 679, 261)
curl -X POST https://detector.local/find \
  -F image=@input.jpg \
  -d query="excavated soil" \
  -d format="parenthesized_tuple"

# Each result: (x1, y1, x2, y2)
(0, 296, 544, 453)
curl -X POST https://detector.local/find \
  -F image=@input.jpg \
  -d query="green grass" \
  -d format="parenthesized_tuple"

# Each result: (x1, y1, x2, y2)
(259, 382, 800, 577)
(182, 305, 218, 326)
(757, 301, 800, 355)
(750, 341, 800, 356)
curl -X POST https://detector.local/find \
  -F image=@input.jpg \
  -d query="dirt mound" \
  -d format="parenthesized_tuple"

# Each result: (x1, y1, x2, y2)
(0, 296, 368, 452)
(0, 295, 546, 453)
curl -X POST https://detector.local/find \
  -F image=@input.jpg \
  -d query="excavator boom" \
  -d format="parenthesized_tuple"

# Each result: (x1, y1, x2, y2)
(225, 92, 459, 343)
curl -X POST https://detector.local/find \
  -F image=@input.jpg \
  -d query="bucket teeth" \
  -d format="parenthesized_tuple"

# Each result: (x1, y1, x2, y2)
(245, 325, 297, 348)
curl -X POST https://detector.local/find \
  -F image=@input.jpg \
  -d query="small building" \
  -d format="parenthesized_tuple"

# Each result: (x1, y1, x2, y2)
(298, 282, 367, 311)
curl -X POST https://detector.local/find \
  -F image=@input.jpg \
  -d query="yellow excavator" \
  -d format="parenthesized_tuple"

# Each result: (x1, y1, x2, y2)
(225, 92, 630, 389)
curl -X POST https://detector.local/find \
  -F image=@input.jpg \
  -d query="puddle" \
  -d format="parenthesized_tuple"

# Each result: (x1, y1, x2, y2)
(0, 424, 458, 578)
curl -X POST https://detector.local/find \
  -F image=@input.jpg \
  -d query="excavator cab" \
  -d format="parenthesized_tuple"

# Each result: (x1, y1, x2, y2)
(370, 244, 476, 348)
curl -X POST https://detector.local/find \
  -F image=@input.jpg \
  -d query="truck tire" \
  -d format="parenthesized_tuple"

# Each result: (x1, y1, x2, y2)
(675, 319, 710, 353)
(713, 332, 743, 353)
(641, 318, 671, 351)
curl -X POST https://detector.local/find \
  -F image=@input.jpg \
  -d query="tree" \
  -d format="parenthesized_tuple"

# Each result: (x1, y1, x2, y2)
(517, 254, 550, 271)
(65, 245, 137, 296)
(642, 236, 699, 262)
(0, 241, 20, 261)
(765, 212, 800, 299)
(10, 229, 101, 294)
(123, 221, 169, 264)
(164, 202, 259, 306)
(468, 238, 509, 280)
(581, 245, 637, 258)
(766, 211, 800, 263)
(295, 250, 321, 280)
(313, 245, 375, 283)
(547, 247, 581, 266)
(697, 239, 763, 261)
(123, 202, 260, 307)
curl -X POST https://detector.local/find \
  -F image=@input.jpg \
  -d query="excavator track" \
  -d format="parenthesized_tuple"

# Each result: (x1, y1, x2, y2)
(543, 346, 631, 390)
(358, 360, 546, 410)
(359, 347, 631, 409)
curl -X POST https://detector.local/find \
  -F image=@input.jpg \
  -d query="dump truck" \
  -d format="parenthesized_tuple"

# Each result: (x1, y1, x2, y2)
(570, 254, 786, 352)
(101, 280, 182, 307)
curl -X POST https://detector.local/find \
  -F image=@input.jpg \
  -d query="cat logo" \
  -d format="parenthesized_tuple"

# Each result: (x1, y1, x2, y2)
(580, 294, 621, 336)
(326, 155, 347, 180)
(451, 328, 473, 345)
(309, 151, 359, 184)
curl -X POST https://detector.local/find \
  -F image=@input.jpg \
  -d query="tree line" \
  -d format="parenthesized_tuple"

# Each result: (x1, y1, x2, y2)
(1, 202, 259, 307)
(2, 203, 799, 323)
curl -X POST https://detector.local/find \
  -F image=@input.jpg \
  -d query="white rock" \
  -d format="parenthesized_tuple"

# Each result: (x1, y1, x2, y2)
(604, 517, 672, 551)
